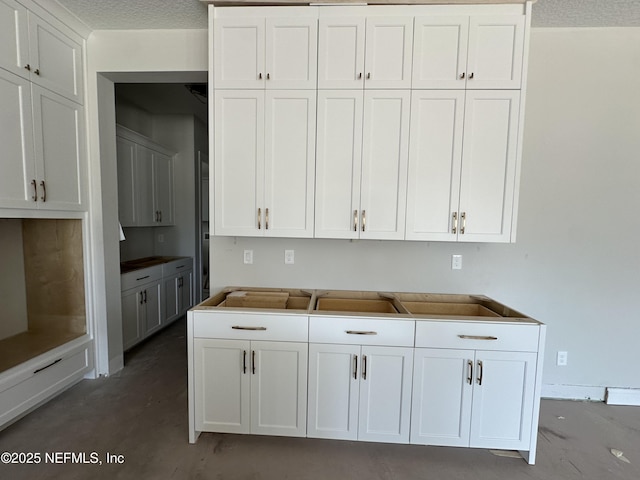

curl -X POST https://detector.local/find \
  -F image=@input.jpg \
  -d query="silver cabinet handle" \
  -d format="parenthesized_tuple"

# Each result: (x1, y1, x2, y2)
(459, 72, 465, 79)
(265, 207, 269, 230)
(346, 330, 377, 335)
(258, 208, 262, 229)
(361, 210, 366, 232)
(232, 326, 267, 331)
(353, 210, 358, 231)
(362, 355, 367, 380)
(467, 360, 473, 385)
(31, 179, 38, 201)
(477, 360, 483, 385)
(461, 211, 466, 234)
(458, 335, 497, 341)
(452, 212, 458, 234)
(353, 355, 358, 379)
(39, 180, 46, 202)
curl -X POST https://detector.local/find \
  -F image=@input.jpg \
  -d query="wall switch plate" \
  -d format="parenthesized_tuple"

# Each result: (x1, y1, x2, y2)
(284, 250, 295, 265)
(452, 254, 462, 270)
(158, 234, 164, 243)
(557, 351, 568, 366)
(243, 250, 253, 265)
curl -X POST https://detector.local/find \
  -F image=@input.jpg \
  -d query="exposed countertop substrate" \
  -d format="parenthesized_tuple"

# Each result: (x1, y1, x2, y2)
(120, 256, 191, 274)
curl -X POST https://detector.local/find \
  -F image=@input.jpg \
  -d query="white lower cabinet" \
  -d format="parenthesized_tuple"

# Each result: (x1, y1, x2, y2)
(307, 343, 413, 443)
(194, 338, 308, 437)
(121, 279, 163, 351)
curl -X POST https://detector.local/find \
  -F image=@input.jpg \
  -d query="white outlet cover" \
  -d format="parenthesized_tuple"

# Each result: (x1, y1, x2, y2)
(243, 250, 253, 265)
(452, 254, 462, 270)
(284, 250, 295, 265)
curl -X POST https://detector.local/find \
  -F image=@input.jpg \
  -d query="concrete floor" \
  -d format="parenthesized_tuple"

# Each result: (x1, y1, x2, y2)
(1, 318, 638, 480)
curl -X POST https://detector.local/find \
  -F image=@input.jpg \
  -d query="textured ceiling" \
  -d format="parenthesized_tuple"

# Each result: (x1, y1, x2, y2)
(55, 0, 640, 30)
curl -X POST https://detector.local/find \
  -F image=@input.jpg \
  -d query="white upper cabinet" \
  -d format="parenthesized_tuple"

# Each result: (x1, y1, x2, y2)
(214, 89, 316, 237)
(0, 0, 29, 79)
(214, 11, 317, 89)
(413, 14, 524, 89)
(406, 90, 520, 243)
(318, 14, 413, 89)
(315, 89, 410, 240)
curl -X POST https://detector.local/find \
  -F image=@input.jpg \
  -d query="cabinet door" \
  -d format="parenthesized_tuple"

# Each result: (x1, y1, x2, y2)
(214, 17, 265, 89)
(458, 90, 520, 242)
(264, 90, 316, 238)
(121, 289, 143, 351)
(28, 13, 83, 103)
(32, 85, 84, 211)
(0, 0, 28, 79)
(163, 275, 180, 325)
(307, 343, 360, 440)
(315, 90, 363, 239)
(214, 90, 265, 236)
(143, 281, 163, 336)
(134, 145, 155, 226)
(0, 68, 35, 209)
(153, 151, 174, 225)
(265, 17, 317, 90)
(412, 16, 469, 89)
(363, 17, 413, 89)
(411, 348, 472, 447)
(116, 136, 137, 226)
(250, 341, 308, 437)
(470, 350, 536, 450)
(194, 339, 251, 434)
(360, 90, 410, 240)
(317, 16, 365, 89)
(466, 16, 525, 89)
(406, 90, 464, 241)
(358, 346, 413, 444)
(178, 270, 193, 315)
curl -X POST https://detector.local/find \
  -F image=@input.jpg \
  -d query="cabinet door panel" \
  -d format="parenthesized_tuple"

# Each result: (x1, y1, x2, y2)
(264, 91, 316, 237)
(164, 275, 179, 324)
(251, 341, 307, 437)
(318, 17, 365, 89)
(364, 17, 413, 89)
(265, 17, 317, 89)
(214, 18, 264, 89)
(315, 90, 363, 239)
(116, 137, 137, 226)
(411, 348, 472, 446)
(470, 350, 536, 450)
(360, 90, 410, 240)
(32, 85, 84, 211)
(458, 91, 520, 242)
(467, 16, 525, 89)
(406, 90, 464, 241)
(307, 343, 360, 440)
(121, 290, 142, 351)
(143, 281, 162, 336)
(135, 145, 155, 226)
(179, 271, 193, 314)
(28, 13, 83, 103)
(194, 339, 250, 434)
(358, 346, 413, 444)
(214, 90, 264, 236)
(412, 16, 469, 89)
(153, 151, 174, 225)
(0, 0, 28, 78)
(0, 69, 35, 209)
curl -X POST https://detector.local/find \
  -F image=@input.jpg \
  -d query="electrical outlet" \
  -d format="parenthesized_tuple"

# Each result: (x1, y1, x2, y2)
(557, 351, 568, 366)
(157, 234, 164, 243)
(284, 250, 295, 265)
(452, 254, 462, 270)
(243, 250, 253, 265)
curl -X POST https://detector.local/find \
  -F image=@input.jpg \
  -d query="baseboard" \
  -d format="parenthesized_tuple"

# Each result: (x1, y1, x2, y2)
(605, 388, 640, 406)
(541, 384, 605, 401)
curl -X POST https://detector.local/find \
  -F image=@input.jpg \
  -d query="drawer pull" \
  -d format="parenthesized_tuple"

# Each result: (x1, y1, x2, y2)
(232, 326, 267, 331)
(176, 265, 185, 269)
(458, 335, 498, 341)
(34, 358, 62, 374)
(136, 275, 150, 281)
(346, 330, 377, 335)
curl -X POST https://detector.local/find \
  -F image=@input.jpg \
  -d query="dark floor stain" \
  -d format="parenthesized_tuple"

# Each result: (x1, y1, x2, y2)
(539, 426, 570, 441)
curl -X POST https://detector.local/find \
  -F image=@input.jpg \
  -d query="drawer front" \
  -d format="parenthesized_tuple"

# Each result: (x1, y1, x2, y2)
(193, 312, 308, 342)
(309, 316, 415, 347)
(121, 265, 163, 291)
(415, 321, 539, 352)
(162, 258, 192, 276)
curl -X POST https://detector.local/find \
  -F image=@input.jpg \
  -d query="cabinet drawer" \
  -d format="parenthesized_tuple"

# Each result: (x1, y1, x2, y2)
(415, 321, 540, 352)
(309, 316, 415, 347)
(162, 258, 192, 276)
(121, 265, 163, 291)
(193, 312, 308, 342)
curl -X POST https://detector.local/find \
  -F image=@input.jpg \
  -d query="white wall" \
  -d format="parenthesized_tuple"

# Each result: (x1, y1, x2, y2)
(0, 219, 28, 340)
(210, 27, 640, 397)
